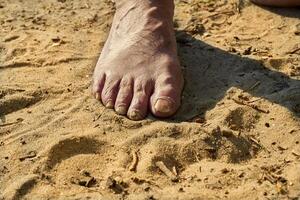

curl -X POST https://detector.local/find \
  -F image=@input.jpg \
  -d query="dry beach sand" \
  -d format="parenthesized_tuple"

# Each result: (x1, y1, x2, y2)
(0, 0, 300, 199)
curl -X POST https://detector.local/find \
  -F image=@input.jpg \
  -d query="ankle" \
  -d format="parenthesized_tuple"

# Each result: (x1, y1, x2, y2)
(115, 0, 175, 19)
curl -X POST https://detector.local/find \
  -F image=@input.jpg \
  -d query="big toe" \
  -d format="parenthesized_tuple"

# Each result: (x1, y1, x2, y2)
(151, 75, 183, 118)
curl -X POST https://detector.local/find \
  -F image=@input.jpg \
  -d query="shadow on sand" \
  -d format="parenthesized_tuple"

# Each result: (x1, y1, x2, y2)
(173, 31, 300, 121)
(258, 5, 300, 18)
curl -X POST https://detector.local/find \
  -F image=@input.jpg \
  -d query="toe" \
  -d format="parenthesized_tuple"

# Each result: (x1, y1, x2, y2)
(115, 77, 134, 115)
(101, 75, 121, 108)
(127, 79, 153, 121)
(150, 75, 183, 118)
(92, 73, 106, 100)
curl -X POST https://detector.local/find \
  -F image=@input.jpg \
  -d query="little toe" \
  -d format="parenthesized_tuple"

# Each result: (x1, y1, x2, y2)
(115, 77, 134, 115)
(101, 76, 120, 108)
(127, 79, 153, 121)
(92, 73, 106, 101)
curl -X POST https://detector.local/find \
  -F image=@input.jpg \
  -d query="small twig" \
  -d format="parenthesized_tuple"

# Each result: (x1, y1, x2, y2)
(0, 119, 23, 127)
(250, 137, 270, 153)
(233, 98, 269, 114)
(248, 81, 261, 91)
(19, 151, 36, 161)
(0, 122, 17, 127)
(194, 150, 201, 162)
(264, 173, 276, 184)
(129, 151, 139, 172)
(247, 97, 263, 103)
(205, 11, 235, 19)
(202, 64, 210, 75)
(236, 0, 243, 13)
(94, 110, 105, 122)
(155, 161, 178, 182)
(292, 151, 300, 158)
(172, 166, 178, 176)
(286, 45, 300, 54)
(249, 104, 269, 114)
(250, 137, 261, 147)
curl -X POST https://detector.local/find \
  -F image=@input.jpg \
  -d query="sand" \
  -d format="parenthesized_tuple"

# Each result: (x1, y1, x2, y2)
(0, 0, 300, 199)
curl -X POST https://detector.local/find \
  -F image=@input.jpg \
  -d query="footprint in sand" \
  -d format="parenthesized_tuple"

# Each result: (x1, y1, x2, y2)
(120, 124, 261, 180)
(1, 136, 109, 199)
(0, 89, 43, 116)
(22, 136, 128, 198)
(42, 136, 105, 169)
(224, 106, 260, 131)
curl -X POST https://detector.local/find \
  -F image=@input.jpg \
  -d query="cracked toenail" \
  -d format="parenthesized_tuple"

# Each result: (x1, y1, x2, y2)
(106, 100, 114, 109)
(95, 93, 101, 100)
(154, 98, 173, 114)
(116, 106, 127, 115)
(128, 110, 143, 121)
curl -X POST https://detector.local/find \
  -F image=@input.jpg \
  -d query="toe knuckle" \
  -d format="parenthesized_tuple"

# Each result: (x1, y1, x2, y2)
(120, 79, 132, 88)
(136, 90, 147, 98)
(135, 84, 144, 93)
(134, 79, 152, 94)
(132, 97, 143, 106)
(160, 75, 175, 85)
(161, 55, 178, 67)
(117, 93, 129, 102)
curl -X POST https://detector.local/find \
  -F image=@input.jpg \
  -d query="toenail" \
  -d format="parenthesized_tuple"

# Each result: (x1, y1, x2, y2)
(154, 98, 174, 114)
(95, 93, 101, 101)
(106, 100, 114, 109)
(116, 105, 127, 115)
(128, 110, 143, 121)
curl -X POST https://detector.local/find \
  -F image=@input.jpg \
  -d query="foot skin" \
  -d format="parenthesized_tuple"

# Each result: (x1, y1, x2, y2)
(251, 0, 300, 7)
(92, 0, 183, 120)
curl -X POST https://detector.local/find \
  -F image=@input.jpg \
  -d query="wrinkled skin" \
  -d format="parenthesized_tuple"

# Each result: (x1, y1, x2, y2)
(92, 0, 183, 120)
(92, 0, 299, 121)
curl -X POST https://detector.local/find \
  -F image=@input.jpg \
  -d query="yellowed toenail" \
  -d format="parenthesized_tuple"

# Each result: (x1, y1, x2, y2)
(95, 93, 101, 100)
(154, 98, 173, 114)
(116, 106, 127, 115)
(128, 110, 143, 121)
(106, 101, 114, 109)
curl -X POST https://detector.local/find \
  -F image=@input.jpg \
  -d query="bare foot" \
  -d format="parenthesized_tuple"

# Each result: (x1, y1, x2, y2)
(92, 0, 183, 120)
(251, 0, 300, 7)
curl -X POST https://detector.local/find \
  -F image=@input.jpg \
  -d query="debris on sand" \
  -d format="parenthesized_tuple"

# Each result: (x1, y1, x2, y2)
(129, 150, 139, 172)
(293, 23, 300, 35)
(106, 176, 125, 194)
(155, 161, 178, 182)
(291, 151, 300, 159)
(78, 177, 96, 188)
(51, 36, 66, 47)
(70, 170, 97, 188)
(232, 97, 269, 114)
(19, 151, 37, 161)
(0, 118, 24, 127)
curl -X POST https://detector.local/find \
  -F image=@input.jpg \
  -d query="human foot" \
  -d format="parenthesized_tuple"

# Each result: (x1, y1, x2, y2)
(251, 0, 300, 7)
(92, 0, 183, 120)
